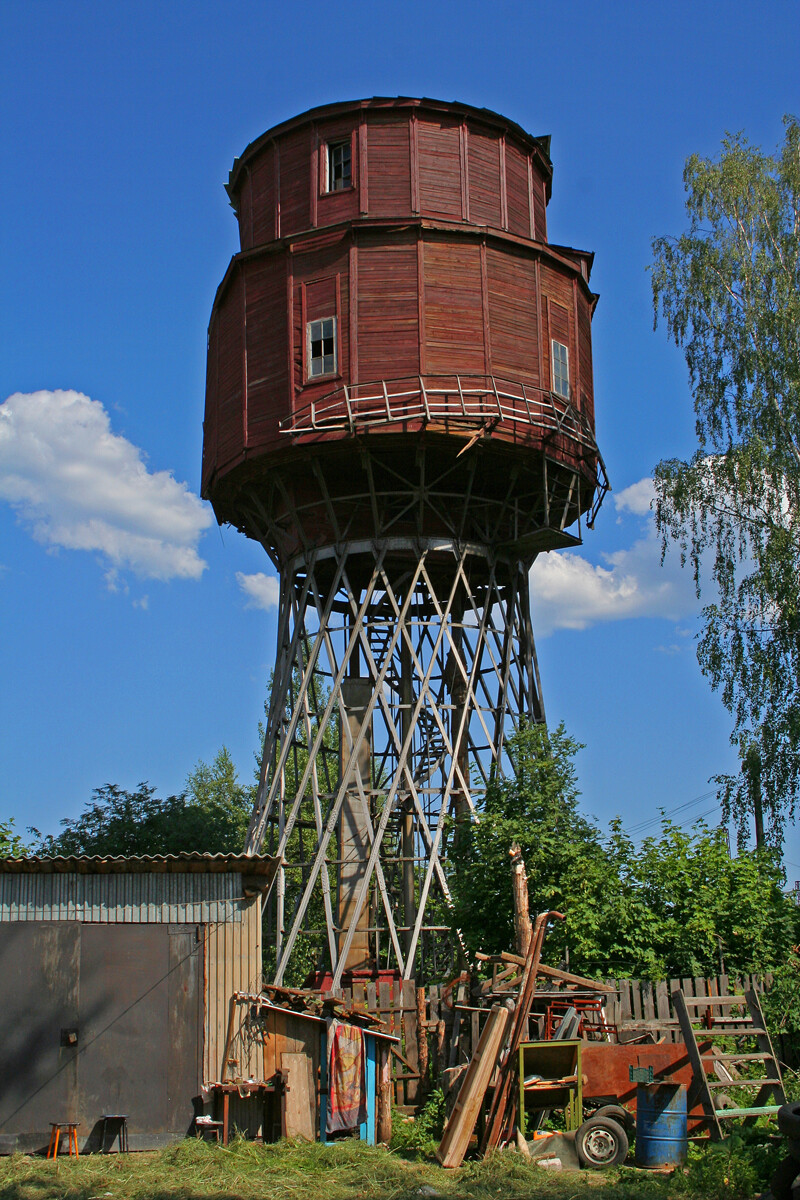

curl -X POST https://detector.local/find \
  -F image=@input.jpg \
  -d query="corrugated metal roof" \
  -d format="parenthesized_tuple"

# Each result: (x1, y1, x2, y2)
(0, 869, 262, 924)
(0, 852, 278, 876)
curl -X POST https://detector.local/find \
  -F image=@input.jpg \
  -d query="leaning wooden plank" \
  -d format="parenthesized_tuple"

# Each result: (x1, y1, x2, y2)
(436, 1004, 510, 1169)
(481, 910, 563, 1152)
(535, 962, 615, 992)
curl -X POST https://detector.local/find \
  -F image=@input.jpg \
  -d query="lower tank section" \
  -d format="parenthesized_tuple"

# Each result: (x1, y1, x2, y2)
(207, 431, 602, 573)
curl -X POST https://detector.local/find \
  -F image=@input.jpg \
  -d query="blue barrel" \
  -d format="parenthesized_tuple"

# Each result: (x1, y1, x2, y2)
(635, 1083, 687, 1167)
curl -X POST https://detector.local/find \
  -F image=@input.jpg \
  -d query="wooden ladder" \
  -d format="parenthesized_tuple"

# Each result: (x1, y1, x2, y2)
(672, 987, 786, 1140)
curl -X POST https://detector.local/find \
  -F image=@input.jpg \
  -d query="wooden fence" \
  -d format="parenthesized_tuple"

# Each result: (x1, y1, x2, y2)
(603, 973, 772, 1043)
(335, 972, 775, 1111)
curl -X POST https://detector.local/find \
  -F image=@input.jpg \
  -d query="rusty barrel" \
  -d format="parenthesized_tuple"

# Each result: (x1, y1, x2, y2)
(635, 1082, 687, 1167)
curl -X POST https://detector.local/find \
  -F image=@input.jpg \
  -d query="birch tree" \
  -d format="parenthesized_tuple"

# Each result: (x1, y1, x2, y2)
(651, 117, 800, 848)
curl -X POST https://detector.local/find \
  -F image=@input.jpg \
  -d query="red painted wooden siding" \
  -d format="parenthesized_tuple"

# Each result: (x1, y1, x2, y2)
(366, 116, 412, 216)
(357, 234, 420, 381)
(418, 118, 462, 220)
(468, 127, 503, 228)
(279, 127, 311, 238)
(203, 99, 597, 508)
(423, 238, 485, 374)
(505, 143, 532, 239)
(486, 244, 539, 387)
(246, 256, 288, 450)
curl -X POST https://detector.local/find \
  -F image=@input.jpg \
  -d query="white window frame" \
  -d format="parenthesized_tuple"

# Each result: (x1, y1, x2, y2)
(307, 316, 337, 379)
(325, 140, 352, 193)
(552, 339, 570, 400)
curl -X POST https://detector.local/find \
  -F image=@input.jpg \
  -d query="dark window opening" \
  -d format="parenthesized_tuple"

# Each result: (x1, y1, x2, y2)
(552, 339, 570, 400)
(327, 141, 352, 192)
(308, 317, 337, 377)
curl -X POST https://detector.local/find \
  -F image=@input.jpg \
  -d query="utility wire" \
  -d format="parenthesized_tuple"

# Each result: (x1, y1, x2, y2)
(626, 789, 718, 836)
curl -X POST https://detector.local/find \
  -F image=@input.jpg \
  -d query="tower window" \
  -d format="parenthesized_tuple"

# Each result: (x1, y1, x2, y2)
(326, 140, 352, 192)
(308, 317, 337, 377)
(552, 340, 570, 399)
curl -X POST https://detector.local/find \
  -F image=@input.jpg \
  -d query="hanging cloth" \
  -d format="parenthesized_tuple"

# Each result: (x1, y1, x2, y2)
(326, 1018, 368, 1133)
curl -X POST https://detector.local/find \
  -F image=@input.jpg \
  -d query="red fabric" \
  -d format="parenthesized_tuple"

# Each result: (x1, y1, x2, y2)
(327, 1019, 367, 1133)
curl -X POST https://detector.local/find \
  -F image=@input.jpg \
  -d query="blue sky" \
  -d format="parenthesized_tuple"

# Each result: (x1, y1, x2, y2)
(1, 0, 799, 869)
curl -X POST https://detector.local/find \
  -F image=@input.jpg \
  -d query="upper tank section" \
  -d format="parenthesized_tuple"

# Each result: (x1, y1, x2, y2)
(202, 98, 601, 539)
(226, 96, 553, 247)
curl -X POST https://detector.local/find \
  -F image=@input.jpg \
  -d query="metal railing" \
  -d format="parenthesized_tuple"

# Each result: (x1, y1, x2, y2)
(280, 373, 610, 524)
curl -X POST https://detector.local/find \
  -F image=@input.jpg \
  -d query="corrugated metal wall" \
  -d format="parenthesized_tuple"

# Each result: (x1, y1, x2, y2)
(0, 871, 243, 923)
(203, 899, 263, 1083)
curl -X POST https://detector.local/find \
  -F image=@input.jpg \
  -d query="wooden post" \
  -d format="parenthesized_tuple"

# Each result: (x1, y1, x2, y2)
(377, 1043, 392, 1143)
(436, 1019, 447, 1080)
(402, 978, 420, 1106)
(416, 986, 429, 1097)
(509, 842, 532, 957)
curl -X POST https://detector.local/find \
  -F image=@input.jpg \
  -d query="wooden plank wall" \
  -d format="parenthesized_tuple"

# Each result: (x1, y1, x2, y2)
(335, 973, 774, 1110)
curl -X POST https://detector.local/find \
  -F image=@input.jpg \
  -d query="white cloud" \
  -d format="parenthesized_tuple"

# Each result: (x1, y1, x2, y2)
(531, 476, 699, 635)
(614, 477, 655, 516)
(236, 571, 280, 610)
(0, 390, 211, 582)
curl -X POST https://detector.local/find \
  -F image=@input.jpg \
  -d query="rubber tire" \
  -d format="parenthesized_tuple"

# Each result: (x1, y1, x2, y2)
(575, 1117, 629, 1169)
(593, 1104, 634, 1133)
(778, 1102, 800, 1139)
(769, 1154, 800, 1200)
(786, 1136, 800, 1163)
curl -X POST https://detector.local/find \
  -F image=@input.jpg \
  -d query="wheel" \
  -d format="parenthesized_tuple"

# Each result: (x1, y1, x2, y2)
(592, 1104, 634, 1132)
(575, 1116, 629, 1169)
(769, 1154, 800, 1200)
(778, 1102, 800, 1139)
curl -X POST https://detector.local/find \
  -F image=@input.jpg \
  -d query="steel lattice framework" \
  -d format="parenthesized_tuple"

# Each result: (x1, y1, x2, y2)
(234, 418, 607, 986)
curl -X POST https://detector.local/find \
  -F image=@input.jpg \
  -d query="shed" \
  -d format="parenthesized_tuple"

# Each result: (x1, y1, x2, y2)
(209, 989, 397, 1145)
(0, 853, 277, 1153)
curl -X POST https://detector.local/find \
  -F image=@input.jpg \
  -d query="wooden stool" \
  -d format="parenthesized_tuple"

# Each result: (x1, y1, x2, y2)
(101, 1114, 129, 1153)
(194, 1117, 223, 1143)
(47, 1122, 79, 1159)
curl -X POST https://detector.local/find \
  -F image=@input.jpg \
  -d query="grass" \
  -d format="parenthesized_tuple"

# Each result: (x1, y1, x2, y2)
(0, 1138, 641, 1200)
(0, 1133, 784, 1200)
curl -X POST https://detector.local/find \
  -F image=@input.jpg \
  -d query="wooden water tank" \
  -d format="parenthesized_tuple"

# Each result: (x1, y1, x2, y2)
(202, 98, 601, 564)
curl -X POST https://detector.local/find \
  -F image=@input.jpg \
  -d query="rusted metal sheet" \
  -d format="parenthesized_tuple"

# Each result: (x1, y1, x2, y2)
(0, 922, 80, 1154)
(77, 924, 201, 1145)
(581, 1041, 710, 1132)
(0, 922, 203, 1153)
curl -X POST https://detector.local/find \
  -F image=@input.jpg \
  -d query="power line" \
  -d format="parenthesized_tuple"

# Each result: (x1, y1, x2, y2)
(627, 789, 718, 836)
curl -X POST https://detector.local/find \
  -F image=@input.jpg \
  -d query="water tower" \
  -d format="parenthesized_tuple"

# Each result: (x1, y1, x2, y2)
(202, 98, 607, 988)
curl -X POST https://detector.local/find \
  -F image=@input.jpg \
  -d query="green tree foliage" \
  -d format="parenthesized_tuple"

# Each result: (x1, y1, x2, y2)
(604, 819, 795, 978)
(450, 723, 798, 980)
(651, 117, 800, 847)
(451, 723, 611, 967)
(37, 748, 252, 856)
(0, 817, 30, 857)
